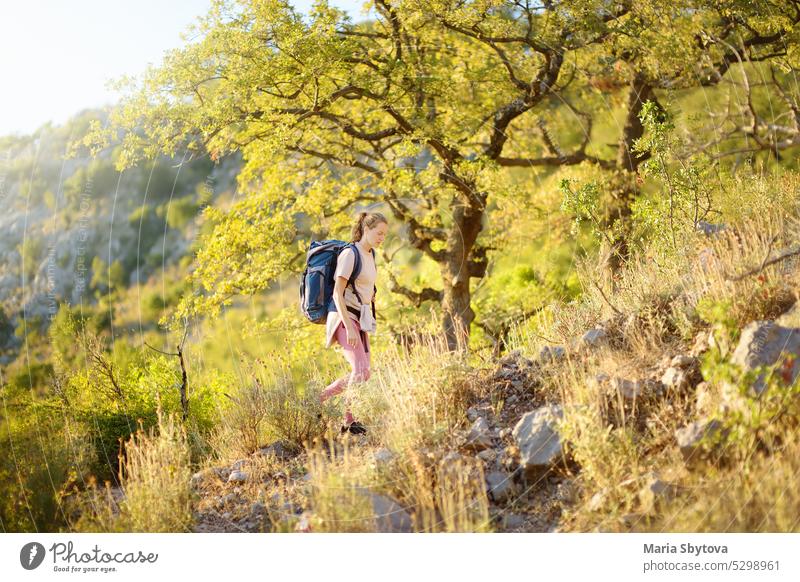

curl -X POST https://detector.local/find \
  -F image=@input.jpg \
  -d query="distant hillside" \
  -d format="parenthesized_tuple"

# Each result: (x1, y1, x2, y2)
(0, 109, 241, 363)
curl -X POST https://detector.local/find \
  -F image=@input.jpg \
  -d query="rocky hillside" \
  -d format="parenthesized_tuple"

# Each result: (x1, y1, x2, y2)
(175, 282, 799, 532)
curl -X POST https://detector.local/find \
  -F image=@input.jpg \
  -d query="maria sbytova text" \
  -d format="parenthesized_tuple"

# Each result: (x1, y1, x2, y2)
(644, 543, 728, 556)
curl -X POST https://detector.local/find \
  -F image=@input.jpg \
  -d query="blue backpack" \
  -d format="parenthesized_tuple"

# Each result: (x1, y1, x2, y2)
(300, 240, 376, 324)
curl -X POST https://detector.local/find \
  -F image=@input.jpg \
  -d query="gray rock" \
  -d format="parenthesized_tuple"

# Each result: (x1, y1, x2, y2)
(512, 405, 564, 475)
(731, 320, 800, 394)
(227, 470, 248, 483)
(670, 354, 699, 369)
(506, 394, 519, 405)
(538, 345, 566, 363)
(231, 459, 247, 471)
(694, 382, 713, 415)
(466, 407, 480, 422)
(691, 330, 712, 357)
(486, 471, 515, 503)
(611, 377, 645, 400)
(502, 513, 526, 530)
(675, 419, 722, 462)
(578, 328, 607, 350)
(695, 221, 726, 236)
(477, 449, 497, 463)
(355, 488, 413, 533)
(591, 374, 652, 400)
(642, 477, 679, 502)
(255, 441, 296, 461)
(190, 468, 219, 489)
(373, 448, 395, 464)
(464, 417, 495, 451)
(661, 367, 690, 391)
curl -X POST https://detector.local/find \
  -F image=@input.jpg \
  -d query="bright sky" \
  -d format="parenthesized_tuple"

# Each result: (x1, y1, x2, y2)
(0, 0, 371, 137)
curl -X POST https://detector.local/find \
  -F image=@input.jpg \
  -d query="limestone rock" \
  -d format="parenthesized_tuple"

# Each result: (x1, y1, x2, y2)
(731, 321, 800, 395)
(354, 488, 413, 533)
(661, 367, 690, 391)
(512, 405, 564, 475)
(373, 448, 395, 464)
(538, 345, 566, 363)
(675, 419, 722, 462)
(486, 471, 515, 503)
(578, 328, 608, 350)
(695, 221, 726, 236)
(464, 417, 495, 451)
(255, 441, 296, 461)
(227, 470, 248, 483)
(502, 512, 525, 530)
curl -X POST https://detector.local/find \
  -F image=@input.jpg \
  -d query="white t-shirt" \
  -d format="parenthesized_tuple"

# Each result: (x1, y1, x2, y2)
(324, 243, 377, 348)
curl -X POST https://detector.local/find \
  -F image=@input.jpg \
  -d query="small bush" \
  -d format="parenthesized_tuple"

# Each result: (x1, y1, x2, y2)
(73, 408, 193, 532)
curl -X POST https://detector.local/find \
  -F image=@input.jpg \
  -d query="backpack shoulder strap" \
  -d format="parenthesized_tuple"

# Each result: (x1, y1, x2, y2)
(370, 248, 377, 319)
(345, 243, 364, 304)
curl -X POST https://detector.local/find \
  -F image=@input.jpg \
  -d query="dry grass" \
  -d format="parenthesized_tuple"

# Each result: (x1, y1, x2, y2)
(358, 320, 481, 454)
(73, 407, 193, 532)
(300, 440, 380, 532)
(207, 360, 328, 462)
(394, 450, 491, 532)
(504, 170, 800, 532)
(645, 431, 800, 532)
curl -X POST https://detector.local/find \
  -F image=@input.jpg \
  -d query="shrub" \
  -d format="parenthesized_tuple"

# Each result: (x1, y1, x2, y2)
(73, 409, 193, 532)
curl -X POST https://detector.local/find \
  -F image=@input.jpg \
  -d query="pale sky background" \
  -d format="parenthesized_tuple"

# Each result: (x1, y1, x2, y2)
(0, 0, 371, 137)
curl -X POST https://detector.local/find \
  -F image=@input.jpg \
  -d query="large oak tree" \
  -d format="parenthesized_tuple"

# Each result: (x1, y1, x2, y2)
(78, 0, 798, 349)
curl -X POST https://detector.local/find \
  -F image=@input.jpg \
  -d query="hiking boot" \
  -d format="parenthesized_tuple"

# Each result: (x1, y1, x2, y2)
(347, 421, 367, 435)
(340, 421, 367, 435)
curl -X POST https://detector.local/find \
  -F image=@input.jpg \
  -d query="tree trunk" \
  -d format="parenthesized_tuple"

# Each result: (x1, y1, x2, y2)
(603, 73, 655, 289)
(440, 194, 485, 351)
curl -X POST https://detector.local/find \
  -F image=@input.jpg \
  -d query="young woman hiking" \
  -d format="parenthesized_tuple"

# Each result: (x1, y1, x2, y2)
(319, 211, 388, 435)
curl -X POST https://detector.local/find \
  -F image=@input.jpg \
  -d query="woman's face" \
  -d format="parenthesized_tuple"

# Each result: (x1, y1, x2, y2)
(366, 221, 388, 247)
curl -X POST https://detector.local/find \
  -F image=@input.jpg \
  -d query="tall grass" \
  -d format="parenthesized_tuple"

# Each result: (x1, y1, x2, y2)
(73, 406, 193, 532)
(207, 359, 327, 462)
(395, 450, 491, 532)
(301, 441, 379, 532)
(507, 168, 800, 532)
(360, 320, 480, 454)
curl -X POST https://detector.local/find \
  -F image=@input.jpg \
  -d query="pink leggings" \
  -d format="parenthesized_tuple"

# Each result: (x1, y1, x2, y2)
(320, 318, 371, 424)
